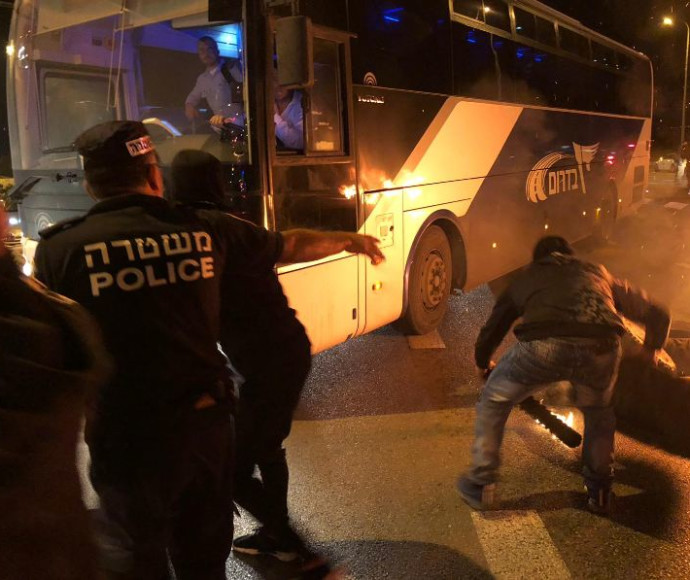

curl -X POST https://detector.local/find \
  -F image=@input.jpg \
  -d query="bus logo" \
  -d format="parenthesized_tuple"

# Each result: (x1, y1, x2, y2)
(526, 143, 599, 203)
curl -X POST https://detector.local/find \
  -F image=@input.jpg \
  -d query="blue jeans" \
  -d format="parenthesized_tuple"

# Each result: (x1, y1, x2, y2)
(468, 336, 622, 491)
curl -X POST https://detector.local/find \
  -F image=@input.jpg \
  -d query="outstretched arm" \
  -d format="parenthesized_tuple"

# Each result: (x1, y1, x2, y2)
(610, 276, 670, 352)
(280, 229, 385, 266)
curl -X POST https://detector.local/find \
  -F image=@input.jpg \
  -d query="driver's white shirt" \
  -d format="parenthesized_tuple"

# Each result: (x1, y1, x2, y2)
(186, 59, 245, 126)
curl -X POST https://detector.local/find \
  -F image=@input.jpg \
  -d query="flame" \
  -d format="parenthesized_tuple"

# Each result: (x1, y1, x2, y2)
(534, 410, 575, 445)
(365, 193, 381, 206)
(339, 184, 357, 200)
(555, 411, 575, 428)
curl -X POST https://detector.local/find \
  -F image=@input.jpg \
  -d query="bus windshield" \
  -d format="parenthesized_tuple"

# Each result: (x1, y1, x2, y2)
(10, 0, 249, 171)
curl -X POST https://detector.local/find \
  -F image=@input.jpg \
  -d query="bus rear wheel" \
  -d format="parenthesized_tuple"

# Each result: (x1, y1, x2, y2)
(400, 225, 452, 335)
(594, 186, 618, 242)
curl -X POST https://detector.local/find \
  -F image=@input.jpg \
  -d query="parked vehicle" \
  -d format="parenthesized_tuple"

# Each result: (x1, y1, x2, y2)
(654, 153, 680, 173)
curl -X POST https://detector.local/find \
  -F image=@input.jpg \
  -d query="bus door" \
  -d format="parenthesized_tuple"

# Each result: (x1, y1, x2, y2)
(272, 24, 360, 354)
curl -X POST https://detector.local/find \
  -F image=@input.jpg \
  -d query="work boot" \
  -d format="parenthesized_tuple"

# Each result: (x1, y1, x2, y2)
(457, 476, 496, 510)
(233, 525, 308, 563)
(585, 485, 614, 516)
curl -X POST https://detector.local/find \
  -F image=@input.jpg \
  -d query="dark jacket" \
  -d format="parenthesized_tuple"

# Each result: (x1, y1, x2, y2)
(0, 251, 110, 579)
(475, 253, 671, 369)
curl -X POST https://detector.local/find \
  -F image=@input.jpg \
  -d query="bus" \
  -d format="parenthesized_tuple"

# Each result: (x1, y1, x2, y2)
(6, 0, 652, 353)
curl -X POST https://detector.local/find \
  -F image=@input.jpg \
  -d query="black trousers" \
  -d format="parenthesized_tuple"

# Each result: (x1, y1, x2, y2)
(89, 400, 234, 580)
(233, 333, 311, 536)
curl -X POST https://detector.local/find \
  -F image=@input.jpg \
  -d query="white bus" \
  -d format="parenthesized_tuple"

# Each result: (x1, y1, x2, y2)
(7, 0, 652, 353)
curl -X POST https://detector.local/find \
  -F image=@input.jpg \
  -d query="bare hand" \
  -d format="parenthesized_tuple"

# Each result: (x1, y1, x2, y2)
(210, 114, 226, 127)
(638, 346, 659, 367)
(347, 234, 385, 265)
(477, 360, 496, 381)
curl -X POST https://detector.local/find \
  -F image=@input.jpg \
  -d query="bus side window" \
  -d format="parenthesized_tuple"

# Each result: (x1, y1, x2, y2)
(452, 23, 500, 101)
(305, 38, 346, 155)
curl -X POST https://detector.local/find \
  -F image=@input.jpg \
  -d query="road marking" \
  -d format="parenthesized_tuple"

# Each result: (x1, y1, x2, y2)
(407, 329, 446, 350)
(471, 510, 571, 579)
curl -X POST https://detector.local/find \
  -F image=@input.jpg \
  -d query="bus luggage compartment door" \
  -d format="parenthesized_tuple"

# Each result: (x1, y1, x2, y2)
(361, 187, 404, 335)
(278, 256, 359, 355)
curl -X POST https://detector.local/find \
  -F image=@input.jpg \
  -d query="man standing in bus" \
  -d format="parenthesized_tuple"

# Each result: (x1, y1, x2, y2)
(33, 121, 384, 579)
(185, 36, 245, 130)
(458, 236, 669, 515)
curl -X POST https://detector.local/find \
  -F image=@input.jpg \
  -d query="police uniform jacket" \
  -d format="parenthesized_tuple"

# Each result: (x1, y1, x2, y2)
(34, 194, 283, 423)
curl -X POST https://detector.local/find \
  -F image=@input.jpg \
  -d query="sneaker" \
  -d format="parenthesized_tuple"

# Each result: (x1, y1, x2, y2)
(457, 476, 496, 510)
(586, 485, 614, 516)
(232, 529, 301, 562)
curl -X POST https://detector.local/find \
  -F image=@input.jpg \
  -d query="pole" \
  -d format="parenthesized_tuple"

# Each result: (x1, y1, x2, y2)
(681, 22, 690, 157)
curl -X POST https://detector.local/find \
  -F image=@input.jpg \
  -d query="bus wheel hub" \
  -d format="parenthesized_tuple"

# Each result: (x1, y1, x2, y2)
(423, 253, 447, 309)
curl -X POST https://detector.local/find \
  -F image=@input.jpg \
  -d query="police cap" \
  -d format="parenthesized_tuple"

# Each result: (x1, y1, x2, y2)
(74, 121, 156, 170)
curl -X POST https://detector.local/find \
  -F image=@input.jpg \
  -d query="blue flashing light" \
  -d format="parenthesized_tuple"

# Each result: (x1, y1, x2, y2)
(534, 54, 545, 63)
(467, 31, 478, 44)
(383, 15, 401, 23)
(517, 47, 527, 59)
(383, 7, 404, 14)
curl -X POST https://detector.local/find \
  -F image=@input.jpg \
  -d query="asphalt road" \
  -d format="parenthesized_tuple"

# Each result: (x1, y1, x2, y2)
(226, 177, 690, 579)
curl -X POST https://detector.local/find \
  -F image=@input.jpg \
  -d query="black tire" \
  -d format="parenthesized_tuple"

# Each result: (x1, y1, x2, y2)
(399, 225, 452, 335)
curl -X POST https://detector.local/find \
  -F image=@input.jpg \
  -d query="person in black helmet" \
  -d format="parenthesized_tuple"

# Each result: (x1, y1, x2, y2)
(34, 122, 384, 580)
(458, 235, 670, 515)
(169, 150, 332, 573)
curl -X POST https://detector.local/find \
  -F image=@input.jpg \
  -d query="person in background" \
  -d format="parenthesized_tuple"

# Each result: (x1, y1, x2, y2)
(185, 36, 244, 130)
(458, 235, 670, 515)
(681, 141, 690, 188)
(274, 84, 304, 151)
(0, 207, 110, 579)
(170, 149, 379, 578)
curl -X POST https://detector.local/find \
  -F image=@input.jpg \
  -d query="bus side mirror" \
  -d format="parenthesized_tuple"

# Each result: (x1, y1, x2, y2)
(275, 16, 313, 88)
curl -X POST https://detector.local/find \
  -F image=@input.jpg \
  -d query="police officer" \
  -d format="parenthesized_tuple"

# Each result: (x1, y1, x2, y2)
(34, 121, 384, 579)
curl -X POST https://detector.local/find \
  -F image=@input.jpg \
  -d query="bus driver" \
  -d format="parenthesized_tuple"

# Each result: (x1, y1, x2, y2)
(185, 36, 244, 131)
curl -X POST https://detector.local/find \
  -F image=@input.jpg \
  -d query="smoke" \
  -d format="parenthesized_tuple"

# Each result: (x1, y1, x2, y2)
(582, 198, 690, 329)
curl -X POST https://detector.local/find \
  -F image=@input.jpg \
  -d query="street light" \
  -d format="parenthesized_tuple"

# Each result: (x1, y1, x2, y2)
(663, 16, 690, 158)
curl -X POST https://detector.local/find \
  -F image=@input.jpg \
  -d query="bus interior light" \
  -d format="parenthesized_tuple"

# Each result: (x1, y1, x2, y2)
(372, 281, 383, 292)
(5, 43, 14, 57)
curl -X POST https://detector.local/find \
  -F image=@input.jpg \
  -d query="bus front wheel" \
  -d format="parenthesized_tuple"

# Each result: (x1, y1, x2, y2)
(400, 225, 452, 335)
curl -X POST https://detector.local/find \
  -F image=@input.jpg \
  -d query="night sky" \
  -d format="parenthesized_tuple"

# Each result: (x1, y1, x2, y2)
(0, 1, 684, 175)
